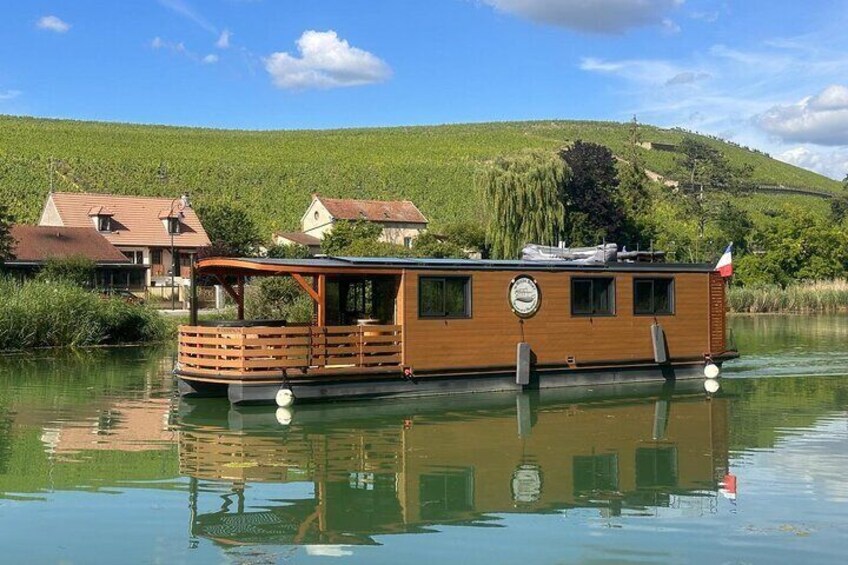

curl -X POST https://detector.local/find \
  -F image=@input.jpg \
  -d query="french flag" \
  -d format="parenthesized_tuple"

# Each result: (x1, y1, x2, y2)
(715, 243, 733, 278)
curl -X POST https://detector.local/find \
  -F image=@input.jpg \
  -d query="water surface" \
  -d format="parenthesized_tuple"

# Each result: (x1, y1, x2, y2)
(0, 316, 847, 563)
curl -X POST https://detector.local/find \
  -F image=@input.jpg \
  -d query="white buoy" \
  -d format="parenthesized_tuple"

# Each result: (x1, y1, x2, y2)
(704, 378, 720, 394)
(704, 363, 721, 379)
(275, 388, 294, 408)
(275, 407, 293, 425)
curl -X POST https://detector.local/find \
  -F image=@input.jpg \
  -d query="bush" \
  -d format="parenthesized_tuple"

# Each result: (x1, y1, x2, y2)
(37, 256, 96, 287)
(246, 277, 314, 323)
(728, 279, 848, 313)
(0, 278, 169, 350)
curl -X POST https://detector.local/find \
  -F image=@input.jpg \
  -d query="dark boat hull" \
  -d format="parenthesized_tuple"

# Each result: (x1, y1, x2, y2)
(177, 360, 724, 406)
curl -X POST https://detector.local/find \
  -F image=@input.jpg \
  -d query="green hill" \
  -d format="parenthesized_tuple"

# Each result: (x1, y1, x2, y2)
(0, 115, 841, 236)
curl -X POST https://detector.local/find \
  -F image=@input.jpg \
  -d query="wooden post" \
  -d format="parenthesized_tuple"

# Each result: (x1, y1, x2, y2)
(317, 274, 326, 327)
(189, 259, 198, 326)
(237, 275, 245, 321)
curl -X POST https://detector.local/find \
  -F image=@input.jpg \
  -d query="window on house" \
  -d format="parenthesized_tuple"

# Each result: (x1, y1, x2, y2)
(151, 249, 162, 265)
(419, 276, 471, 318)
(167, 217, 181, 235)
(122, 251, 143, 264)
(634, 278, 675, 315)
(404, 236, 413, 248)
(97, 215, 112, 232)
(571, 277, 615, 316)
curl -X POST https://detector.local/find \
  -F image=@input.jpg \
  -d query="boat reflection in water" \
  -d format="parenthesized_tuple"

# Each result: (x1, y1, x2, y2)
(176, 381, 729, 547)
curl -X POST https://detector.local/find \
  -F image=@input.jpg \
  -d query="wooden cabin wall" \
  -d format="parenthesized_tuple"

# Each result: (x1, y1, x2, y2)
(402, 270, 712, 372)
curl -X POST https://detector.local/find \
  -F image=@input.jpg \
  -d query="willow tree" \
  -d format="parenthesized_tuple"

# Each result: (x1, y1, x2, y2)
(475, 151, 568, 259)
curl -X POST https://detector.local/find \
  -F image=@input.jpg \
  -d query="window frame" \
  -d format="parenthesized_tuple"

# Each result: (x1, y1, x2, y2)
(97, 215, 112, 232)
(167, 217, 181, 235)
(633, 277, 675, 316)
(418, 275, 472, 319)
(570, 276, 616, 317)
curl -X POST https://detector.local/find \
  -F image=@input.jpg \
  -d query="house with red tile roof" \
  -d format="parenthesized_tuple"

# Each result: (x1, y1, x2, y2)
(38, 192, 210, 294)
(277, 195, 428, 251)
(4, 225, 146, 289)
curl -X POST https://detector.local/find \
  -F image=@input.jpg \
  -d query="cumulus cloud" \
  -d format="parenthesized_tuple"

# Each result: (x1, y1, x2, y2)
(264, 31, 391, 90)
(779, 146, 848, 178)
(757, 85, 848, 145)
(480, 0, 683, 34)
(216, 30, 231, 49)
(37, 15, 71, 33)
(202, 54, 219, 64)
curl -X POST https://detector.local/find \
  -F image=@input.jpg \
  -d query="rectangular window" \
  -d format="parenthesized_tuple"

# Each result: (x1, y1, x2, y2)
(419, 276, 471, 318)
(151, 249, 162, 265)
(122, 251, 143, 265)
(167, 217, 181, 235)
(404, 236, 413, 248)
(571, 277, 615, 316)
(97, 215, 111, 232)
(634, 278, 675, 315)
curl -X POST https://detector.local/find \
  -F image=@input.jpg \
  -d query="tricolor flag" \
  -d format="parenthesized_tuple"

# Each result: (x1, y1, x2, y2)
(715, 243, 733, 278)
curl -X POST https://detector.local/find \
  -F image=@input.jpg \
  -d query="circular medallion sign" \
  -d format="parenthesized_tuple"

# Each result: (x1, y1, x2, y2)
(509, 275, 540, 318)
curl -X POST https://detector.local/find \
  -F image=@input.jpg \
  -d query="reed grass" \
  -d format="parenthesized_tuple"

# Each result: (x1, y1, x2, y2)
(0, 278, 169, 350)
(729, 279, 848, 313)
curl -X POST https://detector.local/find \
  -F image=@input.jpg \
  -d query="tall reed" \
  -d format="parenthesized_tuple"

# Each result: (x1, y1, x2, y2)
(729, 279, 848, 313)
(0, 278, 169, 350)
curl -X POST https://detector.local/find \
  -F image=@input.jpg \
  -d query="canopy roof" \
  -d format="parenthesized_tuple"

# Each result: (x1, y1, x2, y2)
(196, 256, 715, 277)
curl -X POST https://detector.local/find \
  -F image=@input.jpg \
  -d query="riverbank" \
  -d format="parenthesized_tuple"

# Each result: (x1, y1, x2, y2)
(0, 279, 169, 351)
(728, 279, 848, 313)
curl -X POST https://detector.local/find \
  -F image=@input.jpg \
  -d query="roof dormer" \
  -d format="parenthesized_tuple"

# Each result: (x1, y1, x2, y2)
(88, 206, 115, 233)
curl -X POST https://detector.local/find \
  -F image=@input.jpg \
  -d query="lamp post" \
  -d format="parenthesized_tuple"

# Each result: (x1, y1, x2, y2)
(169, 194, 191, 310)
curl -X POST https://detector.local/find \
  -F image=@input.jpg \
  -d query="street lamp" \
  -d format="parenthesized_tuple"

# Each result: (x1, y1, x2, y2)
(169, 194, 191, 310)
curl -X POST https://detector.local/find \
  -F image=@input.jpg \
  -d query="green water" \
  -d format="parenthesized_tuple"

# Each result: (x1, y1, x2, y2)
(1, 316, 847, 564)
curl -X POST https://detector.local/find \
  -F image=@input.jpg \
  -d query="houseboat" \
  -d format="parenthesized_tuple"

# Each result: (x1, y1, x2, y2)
(176, 255, 737, 406)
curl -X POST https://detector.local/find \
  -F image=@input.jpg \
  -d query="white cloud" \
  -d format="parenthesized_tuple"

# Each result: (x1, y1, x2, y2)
(264, 31, 391, 90)
(779, 146, 848, 179)
(580, 57, 694, 86)
(151, 36, 186, 54)
(757, 85, 848, 146)
(216, 30, 231, 49)
(202, 54, 219, 64)
(480, 0, 683, 34)
(0, 89, 21, 101)
(37, 15, 70, 33)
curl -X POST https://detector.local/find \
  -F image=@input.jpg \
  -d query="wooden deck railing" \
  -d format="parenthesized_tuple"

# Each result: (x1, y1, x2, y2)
(178, 324, 403, 379)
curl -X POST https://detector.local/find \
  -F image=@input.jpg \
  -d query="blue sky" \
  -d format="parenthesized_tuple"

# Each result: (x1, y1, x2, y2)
(2, 1, 848, 178)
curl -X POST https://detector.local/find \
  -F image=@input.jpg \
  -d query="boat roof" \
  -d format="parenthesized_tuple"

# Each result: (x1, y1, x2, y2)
(196, 256, 716, 276)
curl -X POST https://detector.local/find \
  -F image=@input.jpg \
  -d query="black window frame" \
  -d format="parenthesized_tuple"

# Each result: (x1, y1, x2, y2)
(97, 215, 112, 232)
(570, 277, 616, 317)
(418, 276, 472, 319)
(633, 277, 675, 316)
(167, 217, 181, 235)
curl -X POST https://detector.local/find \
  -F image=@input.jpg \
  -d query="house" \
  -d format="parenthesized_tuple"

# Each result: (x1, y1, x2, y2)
(4, 225, 145, 289)
(272, 231, 322, 255)
(38, 192, 211, 297)
(275, 195, 428, 252)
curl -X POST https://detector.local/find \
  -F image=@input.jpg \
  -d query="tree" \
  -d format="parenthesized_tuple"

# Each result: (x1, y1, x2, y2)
(618, 117, 652, 216)
(0, 204, 14, 263)
(195, 202, 262, 257)
(321, 220, 383, 255)
(674, 136, 754, 260)
(476, 151, 568, 259)
(559, 140, 628, 245)
(266, 242, 311, 259)
(439, 222, 489, 257)
(321, 220, 414, 257)
(413, 232, 466, 258)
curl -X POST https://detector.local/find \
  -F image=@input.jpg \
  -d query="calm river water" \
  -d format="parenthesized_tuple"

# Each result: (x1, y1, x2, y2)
(1, 315, 847, 564)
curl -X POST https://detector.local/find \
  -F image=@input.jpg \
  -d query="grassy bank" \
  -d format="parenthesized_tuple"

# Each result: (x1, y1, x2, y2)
(729, 280, 848, 313)
(0, 279, 169, 350)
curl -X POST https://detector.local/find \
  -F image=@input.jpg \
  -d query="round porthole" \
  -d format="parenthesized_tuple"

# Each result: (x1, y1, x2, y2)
(509, 275, 541, 318)
(314, 210, 319, 221)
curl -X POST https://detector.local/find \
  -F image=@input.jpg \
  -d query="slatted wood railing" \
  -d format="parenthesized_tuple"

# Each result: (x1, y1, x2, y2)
(178, 324, 403, 379)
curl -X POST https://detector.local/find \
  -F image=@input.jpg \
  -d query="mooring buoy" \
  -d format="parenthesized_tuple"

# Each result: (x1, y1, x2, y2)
(275, 388, 294, 408)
